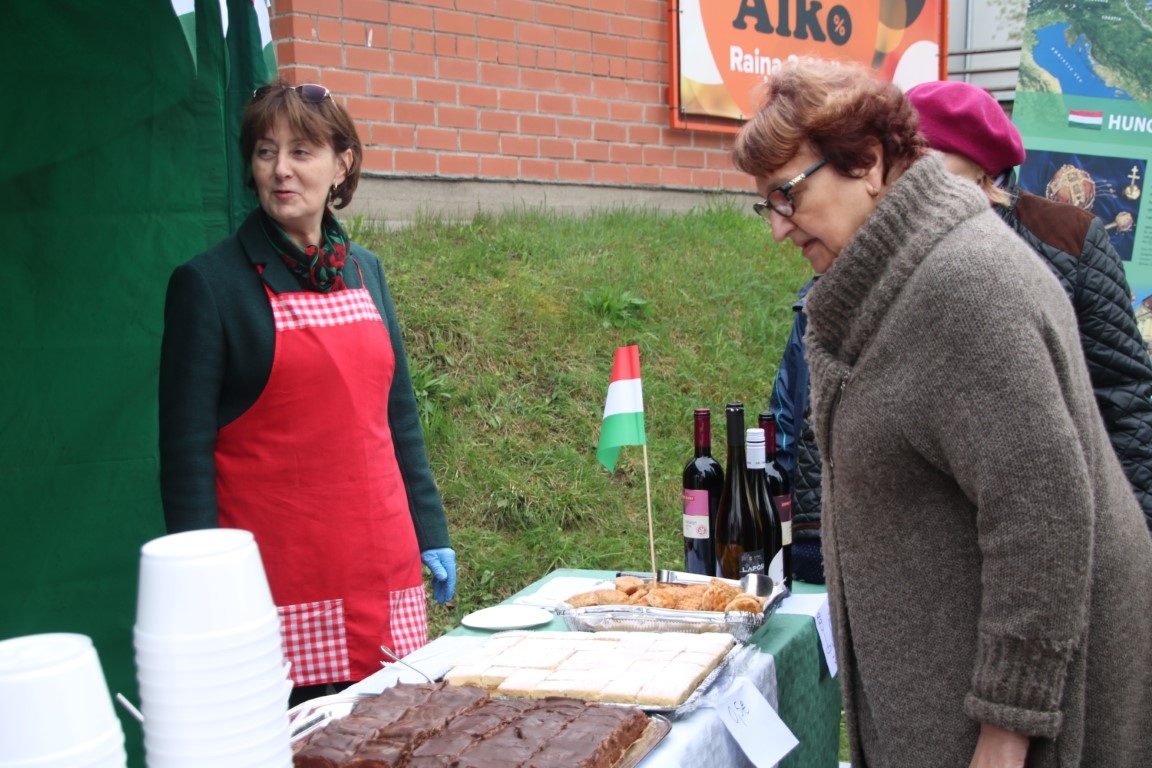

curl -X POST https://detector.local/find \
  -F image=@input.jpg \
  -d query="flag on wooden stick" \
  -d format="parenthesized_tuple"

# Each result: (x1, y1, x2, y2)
(597, 345, 646, 472)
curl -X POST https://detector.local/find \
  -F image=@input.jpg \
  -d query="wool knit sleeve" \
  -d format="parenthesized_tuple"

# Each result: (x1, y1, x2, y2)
(909, 242, 1093, 738)
(356, 248, 451, 552)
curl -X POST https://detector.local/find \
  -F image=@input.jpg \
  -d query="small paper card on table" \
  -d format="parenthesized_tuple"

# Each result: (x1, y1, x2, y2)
(709, 677, 798, 767)
(776, 592, 839, 678)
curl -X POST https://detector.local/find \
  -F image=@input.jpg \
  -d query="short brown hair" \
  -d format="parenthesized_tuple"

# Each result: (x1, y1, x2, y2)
(732, 59, 927, 185)
(240, 81, 363, 209)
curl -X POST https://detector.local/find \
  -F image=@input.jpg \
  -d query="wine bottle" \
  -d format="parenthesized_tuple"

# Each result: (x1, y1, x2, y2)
(683, 408, 724, 576)
(760, 411, 793, 589)
(746, 427, 781, 571)
(715, 403, 766, 579)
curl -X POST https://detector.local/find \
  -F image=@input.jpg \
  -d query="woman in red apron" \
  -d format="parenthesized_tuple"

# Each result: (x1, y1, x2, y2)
(159, 82, 456, 706)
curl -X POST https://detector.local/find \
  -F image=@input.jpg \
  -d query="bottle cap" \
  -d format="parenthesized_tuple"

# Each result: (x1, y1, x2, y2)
(746, 428, 767, 466)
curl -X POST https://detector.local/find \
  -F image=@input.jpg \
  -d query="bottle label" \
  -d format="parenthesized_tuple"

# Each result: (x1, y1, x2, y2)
(682, 489, 711, 539)
(773, 494, 793, 546)
(738, 550, 766, 576)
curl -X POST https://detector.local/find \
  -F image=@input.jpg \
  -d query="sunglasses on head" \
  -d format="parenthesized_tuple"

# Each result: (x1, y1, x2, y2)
(251, 83, 331, 104)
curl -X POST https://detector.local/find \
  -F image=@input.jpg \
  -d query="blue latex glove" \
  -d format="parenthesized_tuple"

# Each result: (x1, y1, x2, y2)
(420, 548, 457, 604)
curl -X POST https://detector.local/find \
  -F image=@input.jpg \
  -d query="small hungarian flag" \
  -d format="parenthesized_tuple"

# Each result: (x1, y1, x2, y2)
(1068, 109, 1104, 129)
(596, 345, 647, 472)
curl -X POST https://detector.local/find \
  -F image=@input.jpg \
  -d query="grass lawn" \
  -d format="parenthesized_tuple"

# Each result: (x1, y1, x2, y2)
(350, 200, 851, 760)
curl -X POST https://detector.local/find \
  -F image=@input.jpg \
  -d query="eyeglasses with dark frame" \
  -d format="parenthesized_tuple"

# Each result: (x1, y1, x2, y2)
(251, 83, 332, 104)
(753, 159, 828, 219)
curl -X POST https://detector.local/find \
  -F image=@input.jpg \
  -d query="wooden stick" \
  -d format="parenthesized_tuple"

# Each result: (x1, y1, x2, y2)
(642, 443, 657, 588)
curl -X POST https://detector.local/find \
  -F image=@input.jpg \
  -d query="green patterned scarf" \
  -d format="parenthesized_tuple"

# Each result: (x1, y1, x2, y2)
(259, 208, 350, 292)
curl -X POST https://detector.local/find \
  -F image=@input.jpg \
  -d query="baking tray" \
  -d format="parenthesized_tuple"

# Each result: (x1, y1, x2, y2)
(555, 570, 788, 643)
(617, 714, 672, 768)
(288, 692, 671, 767)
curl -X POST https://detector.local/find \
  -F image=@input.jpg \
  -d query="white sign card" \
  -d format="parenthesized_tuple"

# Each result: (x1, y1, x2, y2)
(709, 677, 799, 767)
(776, 592, 839, 678)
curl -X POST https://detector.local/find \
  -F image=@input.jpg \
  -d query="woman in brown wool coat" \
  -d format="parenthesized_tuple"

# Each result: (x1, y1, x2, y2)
(732, 59, 1152, 767)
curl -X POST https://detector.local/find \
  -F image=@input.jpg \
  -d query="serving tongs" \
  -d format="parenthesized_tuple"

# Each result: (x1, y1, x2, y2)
(380, 643, 435, 683)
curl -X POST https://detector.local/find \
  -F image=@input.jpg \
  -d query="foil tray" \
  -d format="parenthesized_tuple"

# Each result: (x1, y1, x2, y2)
(616, 714, 672, 768)
(554, 570, 788, 643)
(288, 692, 671, 767)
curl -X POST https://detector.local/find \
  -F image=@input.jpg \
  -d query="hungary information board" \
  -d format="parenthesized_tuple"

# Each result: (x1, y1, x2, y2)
(1011, 1, 1152, 338)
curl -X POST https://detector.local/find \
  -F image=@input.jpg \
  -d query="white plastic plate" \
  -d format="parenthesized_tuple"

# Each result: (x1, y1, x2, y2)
(460, 605, 554, 631)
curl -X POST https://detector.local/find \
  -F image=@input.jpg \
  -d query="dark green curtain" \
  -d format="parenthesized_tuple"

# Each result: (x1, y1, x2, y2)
(0, 2, 272, 765)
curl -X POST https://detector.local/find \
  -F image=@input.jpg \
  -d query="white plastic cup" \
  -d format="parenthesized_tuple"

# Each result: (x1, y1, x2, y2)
(136, 678, 292, 724)
(132, 609, 281, 654)
(137, 661, 291, 712)
(0, 726, 127, 768)
(0, 634, 126, 767)
(134, 642, 286, 686)
(142, 698, 290, 742)
(142, 736, 291, 768)
(137, 670, 290, 704)
(143, 714, 291, 764)
(6, 726, 128, 768)
(135, 654, 288, 695)
(135, 529, 275, 637)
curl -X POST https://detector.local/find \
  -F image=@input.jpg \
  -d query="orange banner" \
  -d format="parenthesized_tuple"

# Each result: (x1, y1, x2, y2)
(674, 0, 946, 128)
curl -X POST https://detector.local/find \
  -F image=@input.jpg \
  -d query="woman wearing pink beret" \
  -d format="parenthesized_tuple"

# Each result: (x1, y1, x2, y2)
(908, 80, 1152, 535)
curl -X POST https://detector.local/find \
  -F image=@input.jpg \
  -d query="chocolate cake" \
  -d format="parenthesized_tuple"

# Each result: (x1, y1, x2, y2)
(293, 682, 650, 768)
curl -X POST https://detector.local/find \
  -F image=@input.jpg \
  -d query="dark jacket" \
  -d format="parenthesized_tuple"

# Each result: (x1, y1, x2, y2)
(159, 209, 450, 550)
(997, 180, 1152, 532)
(770, 278, 824, 583)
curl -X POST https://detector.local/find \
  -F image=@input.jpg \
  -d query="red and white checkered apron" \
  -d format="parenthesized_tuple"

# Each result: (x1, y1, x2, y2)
(215, 267, 427, 687)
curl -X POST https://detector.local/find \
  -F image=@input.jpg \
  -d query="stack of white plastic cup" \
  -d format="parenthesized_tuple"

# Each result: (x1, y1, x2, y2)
(133, 529, 292, 768)
(0, 633, 127, 768)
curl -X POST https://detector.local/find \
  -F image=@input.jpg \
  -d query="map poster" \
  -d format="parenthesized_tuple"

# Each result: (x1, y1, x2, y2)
(671, 0, 946, 131)
(1011, 1, 1152, 338)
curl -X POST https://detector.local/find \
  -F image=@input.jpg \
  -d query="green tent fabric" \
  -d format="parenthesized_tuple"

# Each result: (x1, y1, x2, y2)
(0, 2, 272, 764)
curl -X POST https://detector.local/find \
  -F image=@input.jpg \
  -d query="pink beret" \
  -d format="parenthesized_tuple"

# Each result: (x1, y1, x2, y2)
(905, 80, 1025, 176)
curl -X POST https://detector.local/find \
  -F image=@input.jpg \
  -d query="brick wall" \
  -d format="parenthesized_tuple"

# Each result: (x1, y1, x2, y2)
(269, 0, 751, 193)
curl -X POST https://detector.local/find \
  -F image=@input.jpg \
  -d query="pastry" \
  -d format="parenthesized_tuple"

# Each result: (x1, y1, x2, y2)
(614, 575, 647, 595)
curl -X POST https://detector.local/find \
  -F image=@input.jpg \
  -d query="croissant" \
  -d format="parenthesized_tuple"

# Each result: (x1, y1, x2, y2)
(566, 589, 630, 608)
(644, 587, 680, 609)
(614, 575, 647, 595)
(723, 595, 765, 613)
(701, 581, 742, 612)
(625, 588, 650, 605)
